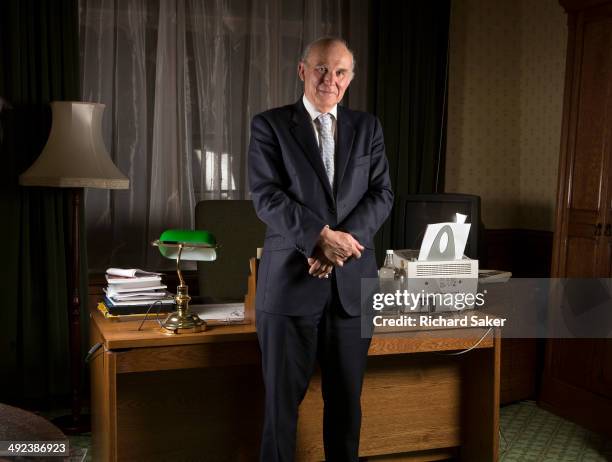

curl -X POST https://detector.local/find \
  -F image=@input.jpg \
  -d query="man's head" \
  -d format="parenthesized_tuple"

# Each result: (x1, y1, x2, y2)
(298, 37, 354, 113)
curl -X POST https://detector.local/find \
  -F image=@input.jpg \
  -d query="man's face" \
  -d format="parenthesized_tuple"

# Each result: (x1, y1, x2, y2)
(298, 42, 354, 113)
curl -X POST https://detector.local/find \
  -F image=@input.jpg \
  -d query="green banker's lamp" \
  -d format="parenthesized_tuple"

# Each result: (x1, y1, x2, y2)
(153, 229, 217, 334)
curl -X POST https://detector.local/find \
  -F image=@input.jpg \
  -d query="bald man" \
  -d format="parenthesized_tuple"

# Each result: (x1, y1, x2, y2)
(248, 37, 393, 462)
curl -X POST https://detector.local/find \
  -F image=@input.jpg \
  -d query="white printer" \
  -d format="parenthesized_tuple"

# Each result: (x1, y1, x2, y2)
(386, 214, 479, 312)
(393, 249, 479, 312)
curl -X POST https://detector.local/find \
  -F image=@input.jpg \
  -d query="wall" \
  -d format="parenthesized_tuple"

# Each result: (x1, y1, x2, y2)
(518, 0, 567, 229)
(446, 0, 567, 230)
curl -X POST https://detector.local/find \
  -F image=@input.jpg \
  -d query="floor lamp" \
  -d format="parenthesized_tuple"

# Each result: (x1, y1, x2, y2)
(19, 101, 129, 433)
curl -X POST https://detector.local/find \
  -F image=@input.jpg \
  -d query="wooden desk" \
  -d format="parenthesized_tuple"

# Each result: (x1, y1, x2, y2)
(90, 308, 499, 461)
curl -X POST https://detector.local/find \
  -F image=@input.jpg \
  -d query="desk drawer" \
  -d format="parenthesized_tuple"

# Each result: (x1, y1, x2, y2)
(114, 340, 261, 374)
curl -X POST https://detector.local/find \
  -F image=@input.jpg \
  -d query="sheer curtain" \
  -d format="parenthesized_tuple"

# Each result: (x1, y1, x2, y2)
(79, 0, 369, 270)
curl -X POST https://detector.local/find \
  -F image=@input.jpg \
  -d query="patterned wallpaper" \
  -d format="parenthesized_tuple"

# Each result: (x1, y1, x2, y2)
(446, 0, 567, 230)
(518, 0, 567, 230)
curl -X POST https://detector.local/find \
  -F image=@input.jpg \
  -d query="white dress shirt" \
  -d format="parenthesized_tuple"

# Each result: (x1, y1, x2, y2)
(302, 94, 338, 148)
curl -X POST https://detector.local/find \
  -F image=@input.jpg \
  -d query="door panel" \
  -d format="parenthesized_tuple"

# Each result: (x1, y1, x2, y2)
(565, 236, 600, 277)
(549, 339, 595, 390)
(600, 237, 612, 276)
(569, 19, 612, 212)
(590, 339, 612, 399)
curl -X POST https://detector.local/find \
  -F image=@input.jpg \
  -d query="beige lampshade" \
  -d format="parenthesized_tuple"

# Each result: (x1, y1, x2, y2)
(19, 101, 129, 189)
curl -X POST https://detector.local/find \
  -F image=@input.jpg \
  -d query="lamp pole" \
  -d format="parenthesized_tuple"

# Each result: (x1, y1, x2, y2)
(64, 187, 85, 432)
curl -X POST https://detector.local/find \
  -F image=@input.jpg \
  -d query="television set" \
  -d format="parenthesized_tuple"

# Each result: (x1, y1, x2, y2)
(392, 193, 482, 260)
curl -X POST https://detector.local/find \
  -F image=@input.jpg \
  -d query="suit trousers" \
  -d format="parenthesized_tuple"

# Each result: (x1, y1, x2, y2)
(256, 275, 371, 462)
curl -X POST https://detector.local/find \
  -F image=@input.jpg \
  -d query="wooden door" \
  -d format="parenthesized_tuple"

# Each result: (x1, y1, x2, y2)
(599, 191, 612, 276)
(556, 10, 612, 279)
(541, 2, 612, 439)
(601, 228, 612, 274)
(591, 198, 612, 403)
(590, 339, 612, 400)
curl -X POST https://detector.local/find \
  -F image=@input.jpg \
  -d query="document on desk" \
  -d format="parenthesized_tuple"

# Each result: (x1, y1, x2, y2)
(418, 221, 471, 261)
(190, 303, 245, 322)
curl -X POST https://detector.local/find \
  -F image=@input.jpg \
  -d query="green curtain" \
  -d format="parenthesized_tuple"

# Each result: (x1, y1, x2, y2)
(371, 0, 450, 261)
(0, 0, 83, 406)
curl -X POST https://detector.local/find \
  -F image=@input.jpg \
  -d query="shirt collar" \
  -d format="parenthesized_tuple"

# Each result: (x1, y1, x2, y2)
(302, 94, 337, 121)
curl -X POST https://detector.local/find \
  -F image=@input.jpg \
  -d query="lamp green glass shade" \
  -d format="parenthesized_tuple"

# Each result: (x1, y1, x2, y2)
(154, 229, 217, 261)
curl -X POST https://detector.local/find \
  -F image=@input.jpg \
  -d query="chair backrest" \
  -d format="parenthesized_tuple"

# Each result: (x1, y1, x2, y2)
(195, 200, 266, 302)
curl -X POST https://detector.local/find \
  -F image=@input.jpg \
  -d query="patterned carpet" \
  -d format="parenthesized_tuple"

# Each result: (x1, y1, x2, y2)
(500, 401, 612, 461)
(43, 401, 612, 461)
(67, 432, 91, 462)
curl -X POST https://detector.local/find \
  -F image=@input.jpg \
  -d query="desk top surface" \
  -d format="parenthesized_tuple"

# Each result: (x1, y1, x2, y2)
(91, 306, 499, 354)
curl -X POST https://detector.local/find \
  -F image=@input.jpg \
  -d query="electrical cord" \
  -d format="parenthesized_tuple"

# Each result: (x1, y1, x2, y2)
(85, 300, 167, 364)
(433, 327, 494, 356)
(84, 342, 103, 363)
(137, 299, 167, 331)
(84, 300, 174, 367)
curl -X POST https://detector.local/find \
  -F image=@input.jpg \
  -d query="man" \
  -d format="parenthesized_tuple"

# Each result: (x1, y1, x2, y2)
(248, 37, 393, 462)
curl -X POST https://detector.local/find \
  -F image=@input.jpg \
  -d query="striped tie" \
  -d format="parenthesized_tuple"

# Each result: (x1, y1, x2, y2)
(317, 113, 335, 188)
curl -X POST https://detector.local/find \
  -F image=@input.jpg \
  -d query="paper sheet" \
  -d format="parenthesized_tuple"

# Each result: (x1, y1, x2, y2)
(190, 303, 245, 321)
(418, 222, 471, 261)
(455, 213, 467, 224)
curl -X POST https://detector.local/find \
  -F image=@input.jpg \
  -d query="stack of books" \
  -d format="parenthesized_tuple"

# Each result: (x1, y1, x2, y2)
(101, 268, 175, 318)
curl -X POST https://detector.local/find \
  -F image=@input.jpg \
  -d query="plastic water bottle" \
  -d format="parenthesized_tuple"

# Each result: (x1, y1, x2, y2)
(379, 250, 397, 296)
(395, 260, 407, 289)
(395, 260, 407, 312)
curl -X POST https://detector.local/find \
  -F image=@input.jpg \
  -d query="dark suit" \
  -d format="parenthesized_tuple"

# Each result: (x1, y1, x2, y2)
(248, 99, 393, 461)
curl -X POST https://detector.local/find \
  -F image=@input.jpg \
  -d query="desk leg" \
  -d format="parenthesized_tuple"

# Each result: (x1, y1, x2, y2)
(461, 330, 500, 461)
(90, 322, 117, 462)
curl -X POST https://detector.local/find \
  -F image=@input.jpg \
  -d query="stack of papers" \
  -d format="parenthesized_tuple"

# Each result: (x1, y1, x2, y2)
(478, 269, 512, 284)
(104, 268, 175, 307)
(190, 303, 245, 322)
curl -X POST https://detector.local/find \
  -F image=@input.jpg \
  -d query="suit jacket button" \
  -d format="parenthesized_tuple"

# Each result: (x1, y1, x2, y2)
(329, 207, 336, 214)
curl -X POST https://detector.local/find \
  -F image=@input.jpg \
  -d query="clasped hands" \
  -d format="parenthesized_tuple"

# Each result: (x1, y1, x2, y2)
(307, 226, 364, 278)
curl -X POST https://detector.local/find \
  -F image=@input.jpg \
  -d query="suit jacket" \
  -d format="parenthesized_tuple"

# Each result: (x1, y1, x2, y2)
(248, 99, 393, 316)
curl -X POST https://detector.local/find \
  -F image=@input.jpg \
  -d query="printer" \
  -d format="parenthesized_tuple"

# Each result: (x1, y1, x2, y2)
(393, 249, 479, 312)
(387, 214, 479, 313)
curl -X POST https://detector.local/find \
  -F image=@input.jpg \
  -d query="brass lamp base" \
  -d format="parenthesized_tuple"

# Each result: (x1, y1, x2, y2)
(161, 311, 206, 334)
(160, 284, 206, 334)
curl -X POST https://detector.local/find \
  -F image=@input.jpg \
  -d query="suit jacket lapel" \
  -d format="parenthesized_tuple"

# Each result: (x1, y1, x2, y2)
(336, 106, 355, 190)
(290, 101, 334, 202)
